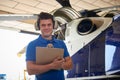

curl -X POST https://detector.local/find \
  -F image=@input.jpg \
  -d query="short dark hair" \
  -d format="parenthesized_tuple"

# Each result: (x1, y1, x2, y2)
(36, 12, 55, 30)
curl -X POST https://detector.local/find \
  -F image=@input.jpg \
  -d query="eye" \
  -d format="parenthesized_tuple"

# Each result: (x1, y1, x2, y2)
(48, 24, 51, 26)
(41, 24, 46, 27)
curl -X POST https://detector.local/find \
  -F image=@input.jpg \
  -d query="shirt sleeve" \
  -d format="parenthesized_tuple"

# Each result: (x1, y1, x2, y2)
(26, 42, 36, 61)
(61, 41, 70, 58)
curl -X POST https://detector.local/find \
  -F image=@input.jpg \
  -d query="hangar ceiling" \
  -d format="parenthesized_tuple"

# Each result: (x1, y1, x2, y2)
(0, 0, 120, 14)
(0, 0, 120, 33)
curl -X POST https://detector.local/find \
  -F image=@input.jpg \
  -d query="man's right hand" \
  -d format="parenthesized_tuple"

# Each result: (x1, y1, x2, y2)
(50, 57, 65, 70)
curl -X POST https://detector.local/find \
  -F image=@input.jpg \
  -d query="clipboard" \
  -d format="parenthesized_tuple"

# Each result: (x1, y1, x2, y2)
(36, 47, 64, 65)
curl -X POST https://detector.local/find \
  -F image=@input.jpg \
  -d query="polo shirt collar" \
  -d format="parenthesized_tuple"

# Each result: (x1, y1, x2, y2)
(38, 35, 57, 43)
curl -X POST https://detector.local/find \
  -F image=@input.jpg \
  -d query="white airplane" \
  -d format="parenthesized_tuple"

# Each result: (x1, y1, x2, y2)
(49, 1, 120, 79)
(0, 0, 120, 79)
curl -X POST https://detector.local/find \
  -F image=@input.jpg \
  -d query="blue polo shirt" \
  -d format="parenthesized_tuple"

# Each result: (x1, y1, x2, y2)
(26, 35, 70, 80)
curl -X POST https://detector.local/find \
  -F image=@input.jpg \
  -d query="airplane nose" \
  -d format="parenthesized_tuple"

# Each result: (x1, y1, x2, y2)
(77, 19, 97, 35)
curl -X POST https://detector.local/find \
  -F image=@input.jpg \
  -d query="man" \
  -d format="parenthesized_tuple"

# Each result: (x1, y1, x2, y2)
(26, 12, 73, 80)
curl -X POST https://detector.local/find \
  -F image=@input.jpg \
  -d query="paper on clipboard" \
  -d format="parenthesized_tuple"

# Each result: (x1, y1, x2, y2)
(36, 47, 64, 65)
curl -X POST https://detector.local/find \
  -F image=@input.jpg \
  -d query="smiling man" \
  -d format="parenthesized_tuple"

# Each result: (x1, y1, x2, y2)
(26, 12, 73, 80)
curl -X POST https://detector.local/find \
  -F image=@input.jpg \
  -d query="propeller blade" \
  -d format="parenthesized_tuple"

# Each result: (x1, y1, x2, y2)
(56, 0, 71, 7)
(20, 30, 39, 35)
(0, 14, 38, 21)
(91, 5, 120, 13)
(0, 25, 39, 35)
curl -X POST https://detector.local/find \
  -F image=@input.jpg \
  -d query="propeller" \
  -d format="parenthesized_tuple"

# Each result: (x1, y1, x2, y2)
(56, 0, 120, 17)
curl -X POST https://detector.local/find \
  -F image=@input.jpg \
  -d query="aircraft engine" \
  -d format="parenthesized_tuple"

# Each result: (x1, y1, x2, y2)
(77, 19, 97, 35)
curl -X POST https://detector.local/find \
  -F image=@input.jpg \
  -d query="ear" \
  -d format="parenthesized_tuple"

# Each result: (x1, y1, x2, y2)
(34, 22, 40, 30)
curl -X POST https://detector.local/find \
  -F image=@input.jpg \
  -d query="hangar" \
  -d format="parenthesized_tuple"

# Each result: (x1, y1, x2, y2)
(0, 0, 120, 80)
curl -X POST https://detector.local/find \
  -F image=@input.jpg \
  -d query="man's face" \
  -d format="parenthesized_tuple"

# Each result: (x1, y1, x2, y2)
(40, 19, 53, 37)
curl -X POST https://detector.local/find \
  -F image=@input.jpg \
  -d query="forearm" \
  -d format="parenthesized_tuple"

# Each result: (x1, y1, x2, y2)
(27, 61, 52, 75)
(62, 57, 73, 70)
(27, 57, 66, 75)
